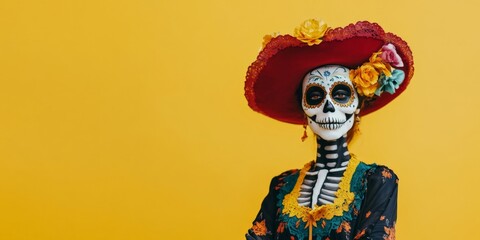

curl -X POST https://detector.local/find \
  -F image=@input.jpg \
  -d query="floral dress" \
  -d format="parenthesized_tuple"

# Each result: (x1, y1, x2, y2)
(246, 158, 398, 240)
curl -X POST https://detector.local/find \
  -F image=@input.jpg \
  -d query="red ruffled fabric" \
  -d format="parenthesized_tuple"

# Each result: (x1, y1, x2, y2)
(245, 21, 414, 124)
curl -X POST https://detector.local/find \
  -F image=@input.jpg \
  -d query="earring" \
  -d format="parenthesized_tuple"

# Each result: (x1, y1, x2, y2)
(301, 124, 308, 142)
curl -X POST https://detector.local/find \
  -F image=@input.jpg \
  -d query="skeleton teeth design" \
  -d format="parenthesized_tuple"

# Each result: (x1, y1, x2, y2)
(317, 117, 346, 130)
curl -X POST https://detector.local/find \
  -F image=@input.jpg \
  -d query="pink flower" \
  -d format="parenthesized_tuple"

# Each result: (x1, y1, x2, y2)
(380, 43, 404, 67)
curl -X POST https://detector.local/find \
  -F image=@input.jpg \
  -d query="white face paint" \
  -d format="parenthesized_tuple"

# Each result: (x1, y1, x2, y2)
(302, 65, 359, 140)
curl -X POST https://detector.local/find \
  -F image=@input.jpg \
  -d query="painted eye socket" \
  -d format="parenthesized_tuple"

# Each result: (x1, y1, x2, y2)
(331, 84, 352, 104)
(305, 86, 325, 106)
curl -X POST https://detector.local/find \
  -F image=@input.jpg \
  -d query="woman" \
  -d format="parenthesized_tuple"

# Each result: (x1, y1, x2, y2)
(244, 20, 414, 240)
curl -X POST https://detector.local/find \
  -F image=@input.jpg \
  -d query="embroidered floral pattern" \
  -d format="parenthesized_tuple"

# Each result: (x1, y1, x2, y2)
(336, 221, 351, 234)
(246, 162, 398, 240)
(252, 220, 267, 236)
(354, 229, 366, 240)
(282, 158, 359, 224)
(277, 222, 286, 233)
(383, 226, 396, 240)
(382, 168, 393, 179)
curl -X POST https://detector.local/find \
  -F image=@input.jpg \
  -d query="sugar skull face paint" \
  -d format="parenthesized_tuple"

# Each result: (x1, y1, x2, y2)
(302, 65, 359, 140)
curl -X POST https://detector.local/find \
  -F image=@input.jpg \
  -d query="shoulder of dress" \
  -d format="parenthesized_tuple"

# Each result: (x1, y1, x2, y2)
(366, 164, 399, 185)
(277, 168, 300, 178)
(267, 168, 300, 191)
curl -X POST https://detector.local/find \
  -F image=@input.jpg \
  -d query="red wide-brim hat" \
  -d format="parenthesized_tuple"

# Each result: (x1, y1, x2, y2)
(245, 21, 414, 125)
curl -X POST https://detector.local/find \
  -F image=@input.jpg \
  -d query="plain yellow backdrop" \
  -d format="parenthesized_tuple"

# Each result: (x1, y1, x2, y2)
(1, 0, 479, 239)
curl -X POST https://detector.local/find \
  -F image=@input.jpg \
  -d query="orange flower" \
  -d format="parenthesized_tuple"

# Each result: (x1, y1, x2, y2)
(294, 19, 329, 46)
(382, 169, 392, 179)
(350, 63, 380, 97)
(383, 226, 396, 240)
(336, 221, 351, 233)
(277, 222, 286, 233)
(354, 229, 366, 240)
(251, 220, 267, 236)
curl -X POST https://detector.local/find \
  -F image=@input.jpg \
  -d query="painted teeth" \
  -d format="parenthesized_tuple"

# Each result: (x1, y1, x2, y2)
(319, 123, 343, 130)
(316, 117, 346, 130)
(318, 117, 346, 125)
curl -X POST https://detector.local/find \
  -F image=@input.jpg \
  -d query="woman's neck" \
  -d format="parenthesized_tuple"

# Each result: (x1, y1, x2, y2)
(314, 134, 351, 170)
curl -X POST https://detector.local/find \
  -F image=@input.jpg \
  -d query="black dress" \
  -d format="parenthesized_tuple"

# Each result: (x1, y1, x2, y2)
(246, 158, 398, 240)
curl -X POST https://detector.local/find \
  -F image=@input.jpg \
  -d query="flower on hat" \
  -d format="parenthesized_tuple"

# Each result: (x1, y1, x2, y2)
(369, 51, 392, 77)
(375, 69, 405, 96)
(294, 19, 329, 46)
(262, 32, 280, 49)
(380, 43, 404, 67)
(350, 63, 380, 97)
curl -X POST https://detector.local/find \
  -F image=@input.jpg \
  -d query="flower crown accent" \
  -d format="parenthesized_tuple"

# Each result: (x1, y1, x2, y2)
(262, 19, 329, 48)
(350, 44, 405, 98)
(293, 19, 330, 46)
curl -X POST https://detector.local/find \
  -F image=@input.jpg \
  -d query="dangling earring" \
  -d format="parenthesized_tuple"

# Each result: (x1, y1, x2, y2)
(301, 124, 308, 142)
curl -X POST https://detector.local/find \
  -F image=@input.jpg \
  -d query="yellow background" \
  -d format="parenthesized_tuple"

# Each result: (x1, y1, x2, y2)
(0, 0, 479, 239)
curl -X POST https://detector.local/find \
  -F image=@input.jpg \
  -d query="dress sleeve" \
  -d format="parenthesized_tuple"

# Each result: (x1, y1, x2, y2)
(353, 166, 398, 240)
(245, 175, 281, 240)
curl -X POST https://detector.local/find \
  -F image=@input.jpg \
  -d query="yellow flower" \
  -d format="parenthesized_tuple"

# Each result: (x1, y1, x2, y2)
(251, 220, 267, 236)
(294, 19, 330, 46)
(262, 32, 279, 48)
(369, 51, 392, 77)
(350, 63, 380, 97)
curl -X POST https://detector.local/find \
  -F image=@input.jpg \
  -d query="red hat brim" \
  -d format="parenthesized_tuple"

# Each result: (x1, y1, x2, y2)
(245, 21, 414, 125)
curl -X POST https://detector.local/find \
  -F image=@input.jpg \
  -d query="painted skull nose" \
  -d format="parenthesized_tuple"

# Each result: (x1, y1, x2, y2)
(323, 100, 335, 113)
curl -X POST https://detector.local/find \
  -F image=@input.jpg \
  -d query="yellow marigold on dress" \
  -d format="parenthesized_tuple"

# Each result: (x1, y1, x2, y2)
(294, 19, 329, 46)
(350, 63, 380, 97)
(251, 220, 267, 236)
